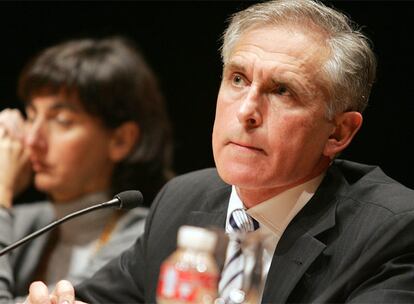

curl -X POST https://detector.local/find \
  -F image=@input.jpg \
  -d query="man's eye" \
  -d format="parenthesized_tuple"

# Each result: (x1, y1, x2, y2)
(232, 74, 245, 87)
(275, 85, 291, 96)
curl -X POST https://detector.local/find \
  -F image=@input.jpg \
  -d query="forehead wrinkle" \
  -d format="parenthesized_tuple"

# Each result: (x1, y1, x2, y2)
(223, 60, 247, 74)
(230, 40, 319, 75)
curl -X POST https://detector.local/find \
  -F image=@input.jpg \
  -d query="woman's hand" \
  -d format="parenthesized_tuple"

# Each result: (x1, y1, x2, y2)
(0, 108, 32, 208)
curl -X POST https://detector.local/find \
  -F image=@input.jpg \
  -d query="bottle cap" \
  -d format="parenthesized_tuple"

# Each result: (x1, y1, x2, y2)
(177, 225, 217, 252)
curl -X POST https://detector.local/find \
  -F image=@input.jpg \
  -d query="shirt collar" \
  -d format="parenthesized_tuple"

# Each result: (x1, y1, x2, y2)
(226, 173, 325, 237)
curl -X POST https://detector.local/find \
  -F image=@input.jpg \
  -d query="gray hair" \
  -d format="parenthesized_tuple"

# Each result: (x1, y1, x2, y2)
(221, 0, 377, 118)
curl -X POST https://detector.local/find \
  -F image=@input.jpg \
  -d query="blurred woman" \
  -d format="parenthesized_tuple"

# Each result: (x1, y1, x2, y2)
(0, 36, 173, 300)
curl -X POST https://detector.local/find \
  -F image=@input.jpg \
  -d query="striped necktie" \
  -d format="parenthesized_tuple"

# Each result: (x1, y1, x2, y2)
(219, 208, 260, 302)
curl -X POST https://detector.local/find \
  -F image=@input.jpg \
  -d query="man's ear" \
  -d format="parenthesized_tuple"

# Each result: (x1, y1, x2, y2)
(108, 121, 140, 162)
(323, 111, 363, 159)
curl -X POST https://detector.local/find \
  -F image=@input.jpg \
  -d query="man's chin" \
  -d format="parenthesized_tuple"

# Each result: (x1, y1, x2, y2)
(217, 165, 261, 188)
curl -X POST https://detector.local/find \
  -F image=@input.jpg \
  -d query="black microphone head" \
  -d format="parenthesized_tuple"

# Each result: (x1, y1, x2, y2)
(114, 190, 143, 210)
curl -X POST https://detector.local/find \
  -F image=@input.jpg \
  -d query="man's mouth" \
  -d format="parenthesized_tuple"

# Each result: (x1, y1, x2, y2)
(229, 141, 266, 154)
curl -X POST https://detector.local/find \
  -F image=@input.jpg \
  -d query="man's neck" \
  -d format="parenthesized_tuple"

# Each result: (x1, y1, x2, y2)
(237, 158, 331, 208)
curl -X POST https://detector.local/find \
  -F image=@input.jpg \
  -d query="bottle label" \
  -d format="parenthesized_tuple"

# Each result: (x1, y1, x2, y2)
(157, 263, 218, 303)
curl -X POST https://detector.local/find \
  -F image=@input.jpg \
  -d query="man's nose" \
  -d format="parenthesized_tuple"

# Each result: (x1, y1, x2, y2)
(236, 86, 263, 129)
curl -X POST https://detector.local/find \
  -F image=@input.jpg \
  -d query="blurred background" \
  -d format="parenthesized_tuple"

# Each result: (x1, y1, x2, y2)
(0, 1, 412, 202)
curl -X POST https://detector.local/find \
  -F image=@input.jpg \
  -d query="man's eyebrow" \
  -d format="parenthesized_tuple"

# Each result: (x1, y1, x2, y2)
(224, 60, 248, 74)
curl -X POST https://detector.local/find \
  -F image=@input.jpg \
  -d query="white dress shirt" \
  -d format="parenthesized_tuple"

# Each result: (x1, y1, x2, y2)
(223, 174, 325, 292)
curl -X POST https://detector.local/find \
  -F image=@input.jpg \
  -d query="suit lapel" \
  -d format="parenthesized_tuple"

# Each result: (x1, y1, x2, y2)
(262, 165, 347, 303)
(263, 235, 326, 302)
(186, 210, 227, 228)
(261, 207, 334, 302)
(186, 184, 230, 229)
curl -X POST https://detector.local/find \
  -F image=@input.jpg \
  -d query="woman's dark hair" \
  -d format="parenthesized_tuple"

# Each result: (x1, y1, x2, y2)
(18, 36, 173, 205)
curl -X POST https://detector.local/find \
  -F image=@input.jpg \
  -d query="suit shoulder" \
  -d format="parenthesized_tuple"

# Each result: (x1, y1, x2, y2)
(166, 168, 226, 191)
(334, 159, 414, 214)
(150, 168, 229, 214)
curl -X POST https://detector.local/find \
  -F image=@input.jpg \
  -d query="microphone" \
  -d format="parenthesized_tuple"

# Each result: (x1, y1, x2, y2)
(0, 190, 143, 257)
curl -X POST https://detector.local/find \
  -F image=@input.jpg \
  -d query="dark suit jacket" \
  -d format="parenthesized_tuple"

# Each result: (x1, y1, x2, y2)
(76, 160, 414, 303)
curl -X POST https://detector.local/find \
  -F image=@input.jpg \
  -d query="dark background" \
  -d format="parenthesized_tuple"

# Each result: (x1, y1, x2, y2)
(0, 1, 412, 202)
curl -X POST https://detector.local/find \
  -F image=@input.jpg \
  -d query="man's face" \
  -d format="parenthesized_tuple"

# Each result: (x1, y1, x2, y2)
(212, 25, 336, 204)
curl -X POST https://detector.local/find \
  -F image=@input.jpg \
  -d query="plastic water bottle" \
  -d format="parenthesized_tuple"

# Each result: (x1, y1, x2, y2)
(157, 225, 219, 304)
